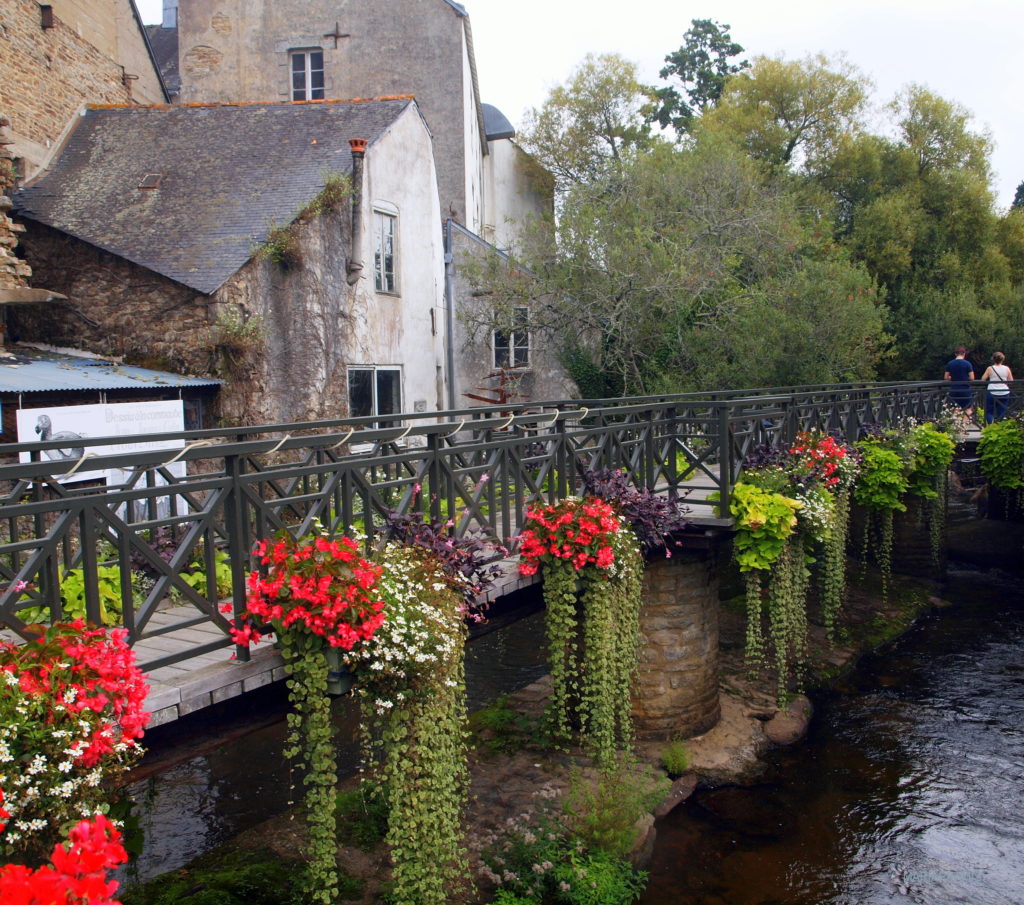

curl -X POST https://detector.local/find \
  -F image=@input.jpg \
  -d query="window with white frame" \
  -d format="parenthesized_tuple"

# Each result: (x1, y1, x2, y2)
(348, 367, 402, 420)
(373, 209, 398, 294)
(493, 307, 530, 369)
(290, 49, 325, 100)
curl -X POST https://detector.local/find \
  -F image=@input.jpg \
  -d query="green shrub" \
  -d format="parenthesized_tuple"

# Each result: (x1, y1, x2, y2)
(660, 740, 691, 776)
(552, 850, 646, 905)
(562, 756, 669, 860)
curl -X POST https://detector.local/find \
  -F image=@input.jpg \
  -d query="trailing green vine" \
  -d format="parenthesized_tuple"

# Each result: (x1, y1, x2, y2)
(345, 544, 470, 905)
(231, 531, 386, 905)
(519, 497, 643, 764)
(852, 437, 908, 602)
(728, 432, 858, 702)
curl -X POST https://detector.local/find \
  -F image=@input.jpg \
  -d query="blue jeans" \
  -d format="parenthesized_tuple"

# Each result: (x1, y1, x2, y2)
(985, 393, 1010, 424)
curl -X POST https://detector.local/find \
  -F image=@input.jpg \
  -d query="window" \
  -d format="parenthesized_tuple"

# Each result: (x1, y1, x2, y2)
(373, 210, 397, 293)
(290, 49, 325, 100)
(348, 367, 402, 420)
(493, 307, 530, 369)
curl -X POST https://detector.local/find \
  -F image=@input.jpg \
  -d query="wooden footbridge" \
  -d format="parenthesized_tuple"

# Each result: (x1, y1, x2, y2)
(0, 382, 976, 724)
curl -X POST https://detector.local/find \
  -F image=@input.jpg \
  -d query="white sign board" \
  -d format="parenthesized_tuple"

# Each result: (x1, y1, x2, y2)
(17, 401, 187, 487)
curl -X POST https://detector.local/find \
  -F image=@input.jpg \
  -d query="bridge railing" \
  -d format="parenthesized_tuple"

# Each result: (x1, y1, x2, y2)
(0, 381, 974, 668)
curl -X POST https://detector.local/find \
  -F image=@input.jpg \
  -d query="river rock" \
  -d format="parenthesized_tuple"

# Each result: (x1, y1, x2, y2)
(764, 694, 812, 745)
(627, 813, 656, 868)
(653, 773, 698, 818)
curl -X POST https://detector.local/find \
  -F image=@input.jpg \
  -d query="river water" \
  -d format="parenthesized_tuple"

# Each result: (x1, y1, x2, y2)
(640, 568, 1024, 905)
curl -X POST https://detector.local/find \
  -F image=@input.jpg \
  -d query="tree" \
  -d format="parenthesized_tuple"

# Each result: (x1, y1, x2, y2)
(700, 54, 871, 173)
(464, 140, 888, 395)
(517, 53, 656, 196)
(1012, 181, 1024, 210)
(651, 18, 749, 136)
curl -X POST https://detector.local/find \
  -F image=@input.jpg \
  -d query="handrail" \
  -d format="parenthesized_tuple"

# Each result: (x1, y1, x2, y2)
(0, 380, 996, 670)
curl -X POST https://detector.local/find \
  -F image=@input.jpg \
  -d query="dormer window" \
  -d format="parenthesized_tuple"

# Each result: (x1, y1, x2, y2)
(290, 49, 325, 101)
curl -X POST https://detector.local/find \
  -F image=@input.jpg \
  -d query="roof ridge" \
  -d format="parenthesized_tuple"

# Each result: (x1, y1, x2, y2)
(87, 95, 416, 111)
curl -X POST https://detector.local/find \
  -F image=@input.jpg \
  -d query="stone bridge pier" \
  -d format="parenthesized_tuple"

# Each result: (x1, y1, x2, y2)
(632, 549, 722, 739)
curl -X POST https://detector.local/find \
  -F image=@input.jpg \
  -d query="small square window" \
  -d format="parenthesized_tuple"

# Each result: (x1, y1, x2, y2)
(494, 307, 530, 369)
(290, 49, 325, 101)
(374, 211, 398, 294)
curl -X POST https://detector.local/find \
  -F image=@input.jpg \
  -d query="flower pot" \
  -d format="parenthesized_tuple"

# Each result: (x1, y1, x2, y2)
(325, 646, 354, 696)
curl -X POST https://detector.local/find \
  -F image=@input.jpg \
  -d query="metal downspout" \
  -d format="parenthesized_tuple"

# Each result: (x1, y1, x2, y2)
(444, 218, 457, 410)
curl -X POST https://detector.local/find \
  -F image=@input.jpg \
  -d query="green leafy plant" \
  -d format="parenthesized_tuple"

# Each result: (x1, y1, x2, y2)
(345, 544, 470, 905)
(178, 550, 233, 600)
(563, 756, 669, 860)
(978, 417, 1024, 491)
(20, 565, 125, 627)
(519, 498, 643, 763)
(660, 739, 691, 777)
(729, 481, 801, 572)
(231, 530, 386, 905)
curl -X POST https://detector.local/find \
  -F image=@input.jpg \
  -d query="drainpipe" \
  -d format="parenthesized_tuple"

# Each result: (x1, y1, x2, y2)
(346, 138, 367, 285)
(444, 218, 457, 409)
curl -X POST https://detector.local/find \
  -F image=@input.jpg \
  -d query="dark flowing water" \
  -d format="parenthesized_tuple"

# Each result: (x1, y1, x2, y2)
(121, 604, 549, 883)
(641, 569, 1024, 905)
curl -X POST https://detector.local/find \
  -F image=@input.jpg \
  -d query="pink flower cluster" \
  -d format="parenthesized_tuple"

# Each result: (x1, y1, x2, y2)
(0, 808, 127, 905)
(518, 497, 622, 576)
(0, 621, 150, 767)
(231, 533, 386, 650)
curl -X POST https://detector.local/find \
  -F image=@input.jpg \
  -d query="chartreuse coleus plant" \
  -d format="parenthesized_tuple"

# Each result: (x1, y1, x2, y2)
(344, 543, 470, 905)
(978, 416, 1024, 514)
(518, 497, 643, 764)
(232, 531, 385, 905)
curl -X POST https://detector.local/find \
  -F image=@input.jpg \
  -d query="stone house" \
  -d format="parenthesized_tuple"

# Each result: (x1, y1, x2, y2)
(12, 98, 447, 426)
(4, 0, 573, 426)
(149, 0, 572, 407)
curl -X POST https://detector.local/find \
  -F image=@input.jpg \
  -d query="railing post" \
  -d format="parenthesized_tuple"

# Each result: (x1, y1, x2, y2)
(716, 403, 733, 514)
(427, 432, 443, 523)
(79, 504, 101, 626)
(224, 452, 250, 663)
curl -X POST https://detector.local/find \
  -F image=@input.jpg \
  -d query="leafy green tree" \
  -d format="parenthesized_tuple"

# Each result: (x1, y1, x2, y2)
(699, 54, 872, 173)
(1012, 181, 1024, 210)
(466, 140, 888, 394)
(517, 53, 656, 195)
(651, 18, 749, 136)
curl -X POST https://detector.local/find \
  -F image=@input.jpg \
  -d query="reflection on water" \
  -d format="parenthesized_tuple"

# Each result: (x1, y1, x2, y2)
(122, 606, 549, 883)
(641, 571, 1024, 905)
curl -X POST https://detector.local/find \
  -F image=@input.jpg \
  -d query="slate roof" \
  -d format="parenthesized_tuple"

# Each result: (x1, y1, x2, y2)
(482, 104, 515, 141)
(144, 25, 180, 96)
(13, 99, 414, 294)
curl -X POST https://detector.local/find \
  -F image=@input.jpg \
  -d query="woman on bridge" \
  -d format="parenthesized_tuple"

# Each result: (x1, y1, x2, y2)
(981, 352, 1014, 424)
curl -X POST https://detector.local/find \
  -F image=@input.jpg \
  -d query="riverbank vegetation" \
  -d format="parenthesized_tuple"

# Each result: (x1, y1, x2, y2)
(464, 21, 1024, 397)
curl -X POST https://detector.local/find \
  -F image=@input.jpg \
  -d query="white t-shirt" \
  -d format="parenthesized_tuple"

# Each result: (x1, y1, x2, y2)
(987, 364, 1011, 395)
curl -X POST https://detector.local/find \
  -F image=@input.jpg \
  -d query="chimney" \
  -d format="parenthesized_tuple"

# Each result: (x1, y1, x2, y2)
(162, 0, 178, 29)
(346, 139, 367, 285)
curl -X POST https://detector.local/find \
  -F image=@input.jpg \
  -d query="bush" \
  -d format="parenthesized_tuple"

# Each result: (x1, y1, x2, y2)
(660, 740, 691, 777)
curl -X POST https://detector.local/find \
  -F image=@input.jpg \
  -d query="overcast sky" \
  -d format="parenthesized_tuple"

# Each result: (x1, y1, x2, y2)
(135, 0, 1024, 209)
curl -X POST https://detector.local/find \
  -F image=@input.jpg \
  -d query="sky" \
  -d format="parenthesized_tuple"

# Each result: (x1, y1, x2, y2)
(134, 0, 1024, 209)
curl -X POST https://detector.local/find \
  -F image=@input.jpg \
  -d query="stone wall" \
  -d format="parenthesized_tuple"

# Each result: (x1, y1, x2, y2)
(0, 122, 31, 289)
(0, 0, 162, 178)
(12, 208, 359, 427)
(632, 551, 722, 739)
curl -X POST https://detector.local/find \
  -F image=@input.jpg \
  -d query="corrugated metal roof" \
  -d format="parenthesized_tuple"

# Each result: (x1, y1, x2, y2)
(0, 351, 221, 393)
